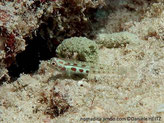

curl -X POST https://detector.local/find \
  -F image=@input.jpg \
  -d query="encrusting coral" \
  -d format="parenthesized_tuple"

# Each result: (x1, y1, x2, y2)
(0, 0, 45, 80)
(95, 31, 143, 48)
(56, 37, 99, 63)
(0, 0, 43, 66)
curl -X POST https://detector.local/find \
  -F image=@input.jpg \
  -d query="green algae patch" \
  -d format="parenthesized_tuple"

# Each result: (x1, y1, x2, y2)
(96, 32, 142, 48)
(56, 37, 98, 63)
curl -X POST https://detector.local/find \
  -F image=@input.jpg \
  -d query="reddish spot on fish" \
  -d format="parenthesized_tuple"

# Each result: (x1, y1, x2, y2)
(65, 62, 70, 65)
(79, 69, 84, 72)
(86, 70, 89, 73)
(61, 67, 66, 71)
(59, 61, 63, 64)
(73, 63, 77, 66)
(71, 67, 76, 71)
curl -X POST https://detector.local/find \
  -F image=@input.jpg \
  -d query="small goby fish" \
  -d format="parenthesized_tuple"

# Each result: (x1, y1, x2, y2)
(48, 57, 127, 79)
(49, 57, 90, 77)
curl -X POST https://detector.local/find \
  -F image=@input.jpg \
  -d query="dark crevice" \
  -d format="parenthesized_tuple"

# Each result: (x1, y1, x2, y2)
(7, 33, 55, 81)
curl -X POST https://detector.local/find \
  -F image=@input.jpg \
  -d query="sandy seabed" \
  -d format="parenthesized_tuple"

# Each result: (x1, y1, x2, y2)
(0, 0, 164, 123)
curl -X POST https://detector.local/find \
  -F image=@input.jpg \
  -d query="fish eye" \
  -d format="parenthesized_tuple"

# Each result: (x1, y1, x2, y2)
(52, 62, 55, 65)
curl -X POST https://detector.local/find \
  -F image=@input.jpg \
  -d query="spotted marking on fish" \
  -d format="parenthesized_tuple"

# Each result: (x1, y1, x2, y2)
(48, 57, 125, 79)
